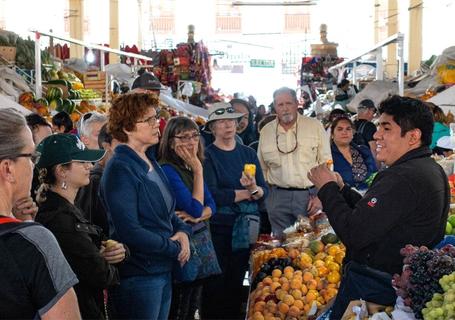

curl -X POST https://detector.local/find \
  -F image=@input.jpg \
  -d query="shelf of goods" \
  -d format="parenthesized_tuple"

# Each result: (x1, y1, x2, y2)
(247, 214, 345, 320)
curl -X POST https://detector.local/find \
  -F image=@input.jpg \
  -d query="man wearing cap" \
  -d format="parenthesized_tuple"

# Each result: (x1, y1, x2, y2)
(354, 99, 378, 156)
(131, 71, 167, 94)
(257, 87, 331, 236)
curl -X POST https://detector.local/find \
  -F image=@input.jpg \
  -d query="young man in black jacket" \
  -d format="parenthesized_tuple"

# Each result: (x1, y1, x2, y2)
(308, 95, 450, 318)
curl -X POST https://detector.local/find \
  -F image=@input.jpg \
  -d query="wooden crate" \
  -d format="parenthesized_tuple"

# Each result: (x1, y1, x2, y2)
(82, 71, 106, 83)
(0, 46, 16, 62)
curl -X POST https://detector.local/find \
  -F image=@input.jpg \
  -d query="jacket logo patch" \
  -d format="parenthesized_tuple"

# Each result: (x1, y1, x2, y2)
(367, 197, 378, 208)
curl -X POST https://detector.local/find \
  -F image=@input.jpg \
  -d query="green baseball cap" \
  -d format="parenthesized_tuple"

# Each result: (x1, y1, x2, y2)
(36, 133, 106, 169)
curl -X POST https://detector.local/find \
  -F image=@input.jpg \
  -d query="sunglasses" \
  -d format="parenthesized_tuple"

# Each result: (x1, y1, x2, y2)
(209, 107, 236, 117)
(82, 112, 93, 122)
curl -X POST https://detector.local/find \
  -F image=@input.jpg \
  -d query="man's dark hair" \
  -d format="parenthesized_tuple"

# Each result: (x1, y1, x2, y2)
(378, 95, 434, 147)
(25, 113, 51, 129)
(51, 111, 73, 133)
(98, 123, 113, 149)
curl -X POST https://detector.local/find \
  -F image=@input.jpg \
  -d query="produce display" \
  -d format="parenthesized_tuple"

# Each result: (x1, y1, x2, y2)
(392, 245, 455, 319)
(422, 272, 455, 320)
(248, 230, 345, 320)
(0, 30, 52, 69)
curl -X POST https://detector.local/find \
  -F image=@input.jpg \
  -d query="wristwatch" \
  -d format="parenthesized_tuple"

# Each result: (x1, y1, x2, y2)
(250, 188, 259, 196)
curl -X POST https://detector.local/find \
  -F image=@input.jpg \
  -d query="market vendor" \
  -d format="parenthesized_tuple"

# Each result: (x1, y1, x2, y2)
(307, 95, 449, 319)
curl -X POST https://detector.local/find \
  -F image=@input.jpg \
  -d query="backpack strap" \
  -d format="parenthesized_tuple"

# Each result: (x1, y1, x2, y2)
(0, 216, 38, 236)
(357, 121, 367, 136)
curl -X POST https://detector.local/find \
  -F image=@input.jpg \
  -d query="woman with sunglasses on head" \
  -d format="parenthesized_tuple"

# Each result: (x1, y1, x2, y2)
(330, 115, 377, 192)
(100, 93, 191, 320)
(202, 102, 268, 320)
(158, 116, 219, 320)
(34, 133, 126, 319)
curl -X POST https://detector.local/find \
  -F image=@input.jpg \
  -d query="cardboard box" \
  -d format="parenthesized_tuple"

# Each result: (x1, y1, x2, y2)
(342, 300, 391, 320)
(0, 46, 16, 62)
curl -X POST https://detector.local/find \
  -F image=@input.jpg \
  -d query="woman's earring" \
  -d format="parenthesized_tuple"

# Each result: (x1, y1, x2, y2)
(61, 181, 68, 190)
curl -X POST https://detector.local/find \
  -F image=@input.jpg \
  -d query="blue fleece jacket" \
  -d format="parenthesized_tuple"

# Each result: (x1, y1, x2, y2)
(100, 144, 191, 278)
(161, 164, 217, 218)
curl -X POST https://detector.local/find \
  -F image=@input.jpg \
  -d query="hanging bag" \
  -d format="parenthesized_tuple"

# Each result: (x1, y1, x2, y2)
(173, 222, 222, 283)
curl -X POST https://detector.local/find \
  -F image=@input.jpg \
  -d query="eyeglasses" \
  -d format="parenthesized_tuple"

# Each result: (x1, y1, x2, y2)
(173, 133, 201, 142)
(137, 112, 160, 126)
(0, 151, 41, 165)
(276, 122, 298, 154)
(209, 107, 236, 117)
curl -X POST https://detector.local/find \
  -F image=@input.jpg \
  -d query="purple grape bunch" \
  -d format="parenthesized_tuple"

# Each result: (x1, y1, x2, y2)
(392, 244, 455, 319)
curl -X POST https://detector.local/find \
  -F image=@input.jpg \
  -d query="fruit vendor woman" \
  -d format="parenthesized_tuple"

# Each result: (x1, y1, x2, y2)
(307, 95, 450, 319)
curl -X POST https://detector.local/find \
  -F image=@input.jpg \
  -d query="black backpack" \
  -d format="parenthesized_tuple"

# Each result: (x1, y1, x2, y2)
(352, 121, 369, 147)
(0, 216, 36, 237)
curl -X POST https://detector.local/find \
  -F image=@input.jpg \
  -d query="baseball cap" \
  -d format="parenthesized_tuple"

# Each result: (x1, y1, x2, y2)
(131, 72, 167, 91)
(358, 99, 377, 111)
(36, 133, 106, 169)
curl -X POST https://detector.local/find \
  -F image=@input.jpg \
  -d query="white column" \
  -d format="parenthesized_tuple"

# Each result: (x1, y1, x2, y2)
(34, 32, 42, 99)
(69, 0, 84, 59)
(408, 0, 423, 75)
(109, 0, 120, 64)
(385, 0, 398, 79)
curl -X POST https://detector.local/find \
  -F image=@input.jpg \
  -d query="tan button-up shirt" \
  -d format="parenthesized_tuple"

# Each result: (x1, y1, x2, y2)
(257, 114, 332, 188)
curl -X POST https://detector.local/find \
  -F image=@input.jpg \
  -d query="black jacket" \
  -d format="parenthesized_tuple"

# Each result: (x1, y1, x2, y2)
(319, 146, 449, 275)
(36, 191, 119, 320)
(76, 163, 110, 235)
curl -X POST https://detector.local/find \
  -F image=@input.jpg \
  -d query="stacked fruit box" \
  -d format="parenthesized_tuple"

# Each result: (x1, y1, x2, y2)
(82, 71, 106, 100)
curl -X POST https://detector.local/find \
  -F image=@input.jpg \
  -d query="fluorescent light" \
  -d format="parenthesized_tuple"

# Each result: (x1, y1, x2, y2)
(86, 48, 95, 63)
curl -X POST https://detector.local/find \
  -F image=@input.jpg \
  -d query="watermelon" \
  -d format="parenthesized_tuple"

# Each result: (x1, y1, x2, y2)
(46, 87, 63, 101)
(50, 98, 64, 111)
(36, 98, 49, 107)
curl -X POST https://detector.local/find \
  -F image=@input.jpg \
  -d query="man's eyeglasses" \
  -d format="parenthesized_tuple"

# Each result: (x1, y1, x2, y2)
(0, 151, 41, 165)
(276, 122, 298, 154)
(173, 133, 201, 143)
(209, 107, 236, 117)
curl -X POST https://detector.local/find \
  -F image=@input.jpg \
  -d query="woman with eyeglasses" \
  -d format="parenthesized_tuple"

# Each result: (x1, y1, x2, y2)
(34, 133, 126, 320)
(100, 93, 191, 320)
(330, 115, 377, 192)
(202, 102, 268, 320)
(0, 109, 81, 319)
(158, 116, 219, 320)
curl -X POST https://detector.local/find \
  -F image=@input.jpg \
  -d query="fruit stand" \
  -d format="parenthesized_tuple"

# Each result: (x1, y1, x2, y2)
(247, 214, 345, 320)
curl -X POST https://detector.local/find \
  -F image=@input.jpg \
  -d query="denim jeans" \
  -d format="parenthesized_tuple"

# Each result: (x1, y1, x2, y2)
(111, 272, 172, 320)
